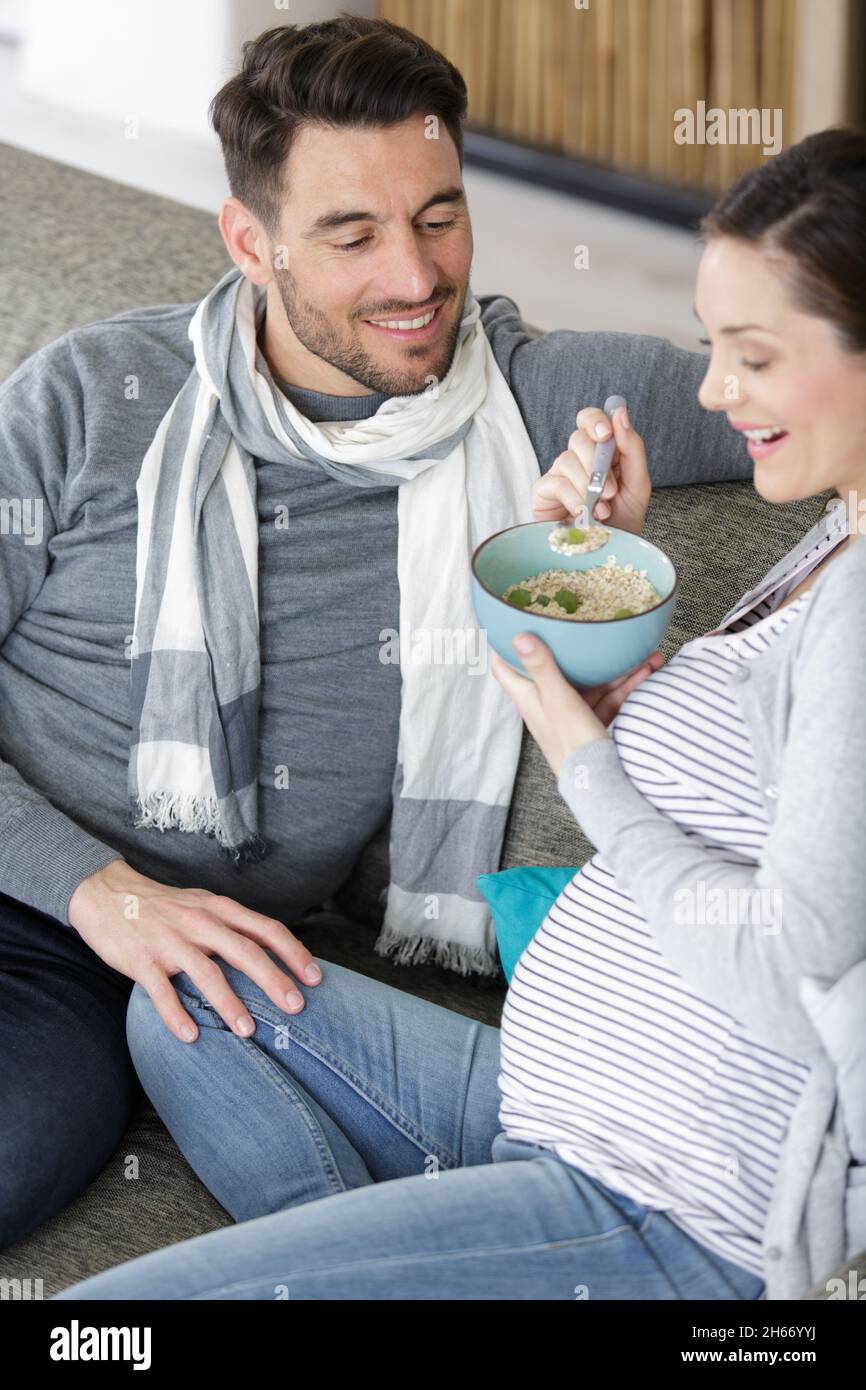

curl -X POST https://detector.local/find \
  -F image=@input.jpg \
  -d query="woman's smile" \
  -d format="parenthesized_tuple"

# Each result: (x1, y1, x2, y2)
(729, 419, 791, 461)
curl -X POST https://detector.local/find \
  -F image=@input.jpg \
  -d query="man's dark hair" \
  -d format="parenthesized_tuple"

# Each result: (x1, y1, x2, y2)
(209, 13, 468, 237)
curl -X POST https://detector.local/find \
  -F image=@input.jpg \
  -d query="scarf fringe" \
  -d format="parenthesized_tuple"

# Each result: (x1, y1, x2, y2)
(130, 791, 222, 836)
(128, 794, 268, 865)
(217, 833, 269, 867)
(374, 923, 500, 979)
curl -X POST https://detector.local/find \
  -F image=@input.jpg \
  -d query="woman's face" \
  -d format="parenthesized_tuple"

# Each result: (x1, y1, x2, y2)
(695, 237, 866, 509)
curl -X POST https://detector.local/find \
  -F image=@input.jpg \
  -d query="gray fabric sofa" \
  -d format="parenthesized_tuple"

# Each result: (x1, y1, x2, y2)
(0, 142, 860, 1300)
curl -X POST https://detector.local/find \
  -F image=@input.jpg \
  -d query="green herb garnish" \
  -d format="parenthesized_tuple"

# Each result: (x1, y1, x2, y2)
(614, 607, 634, 619)
(506, 588, 533, 609)
(553, 588, 580, 614)
(534, 594, 552, 607)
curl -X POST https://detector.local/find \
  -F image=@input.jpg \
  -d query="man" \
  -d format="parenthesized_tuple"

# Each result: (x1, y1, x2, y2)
(0, 14, 750, 1248)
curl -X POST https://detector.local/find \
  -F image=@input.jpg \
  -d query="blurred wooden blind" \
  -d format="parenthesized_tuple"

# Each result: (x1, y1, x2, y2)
(378, 0, 799, 189)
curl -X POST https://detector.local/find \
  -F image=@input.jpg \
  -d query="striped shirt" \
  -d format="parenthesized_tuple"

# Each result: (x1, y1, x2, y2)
(498, 508, 848, 1278)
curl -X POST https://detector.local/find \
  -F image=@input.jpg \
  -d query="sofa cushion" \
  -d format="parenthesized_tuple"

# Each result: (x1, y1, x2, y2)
(0, 141, 233, 381)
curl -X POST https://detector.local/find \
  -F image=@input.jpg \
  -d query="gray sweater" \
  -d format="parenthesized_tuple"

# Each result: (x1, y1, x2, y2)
(0, 292, 750, 926)
(558, 532, 866, 1299)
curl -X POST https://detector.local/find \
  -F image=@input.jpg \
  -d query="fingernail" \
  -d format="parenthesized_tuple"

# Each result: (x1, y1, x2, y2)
(235, 1016, 254, 1036)
(285, 991, 304, 1011)
(620, 407, 630, 430)
(304, 964, 322, 983)
(179, 1023, 196, 1042)
(595, 423, 611, 439)
(514, 635, 535, 654)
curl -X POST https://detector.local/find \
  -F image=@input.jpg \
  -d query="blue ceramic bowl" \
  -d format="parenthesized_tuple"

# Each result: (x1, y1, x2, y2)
(471, 522, 678, 688)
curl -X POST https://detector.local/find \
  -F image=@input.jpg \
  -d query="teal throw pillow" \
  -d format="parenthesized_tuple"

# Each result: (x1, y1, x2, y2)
(478, 864, 581, 983)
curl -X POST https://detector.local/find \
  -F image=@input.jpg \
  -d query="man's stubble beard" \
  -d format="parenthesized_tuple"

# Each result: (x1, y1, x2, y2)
(271, 266, 465, 397)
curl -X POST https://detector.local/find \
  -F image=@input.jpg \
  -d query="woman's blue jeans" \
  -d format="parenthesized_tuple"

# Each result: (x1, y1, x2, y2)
(57, 956, 766, 1301)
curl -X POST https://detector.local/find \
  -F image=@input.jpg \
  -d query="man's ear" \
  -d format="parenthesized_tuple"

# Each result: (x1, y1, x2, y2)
(219, 198, 272, 286)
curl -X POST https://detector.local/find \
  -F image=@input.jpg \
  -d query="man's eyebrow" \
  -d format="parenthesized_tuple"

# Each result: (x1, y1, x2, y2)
(303, 187, 467, 238)
(691, 303, 772, 335)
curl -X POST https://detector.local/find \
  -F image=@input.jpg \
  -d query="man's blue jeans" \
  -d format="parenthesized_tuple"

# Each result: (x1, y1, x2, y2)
(58, 956, 766, 1300)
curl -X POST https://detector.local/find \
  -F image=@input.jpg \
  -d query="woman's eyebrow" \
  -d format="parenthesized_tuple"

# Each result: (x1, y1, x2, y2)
(720, 323, 771, 334)
(304, 187, 466, 237)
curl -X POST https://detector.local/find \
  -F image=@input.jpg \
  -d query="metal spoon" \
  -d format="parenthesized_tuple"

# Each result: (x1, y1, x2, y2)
(549, 393, 627, 553)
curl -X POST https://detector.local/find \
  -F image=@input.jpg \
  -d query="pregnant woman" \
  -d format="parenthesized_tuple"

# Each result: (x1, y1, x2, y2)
(58, 128, 865, 1302)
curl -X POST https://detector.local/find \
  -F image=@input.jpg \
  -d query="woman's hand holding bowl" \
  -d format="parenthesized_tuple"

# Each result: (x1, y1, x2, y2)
(491, 637, 665, 778)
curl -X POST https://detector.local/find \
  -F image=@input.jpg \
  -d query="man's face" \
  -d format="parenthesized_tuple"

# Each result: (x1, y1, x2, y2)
(265, 113, 473, 396)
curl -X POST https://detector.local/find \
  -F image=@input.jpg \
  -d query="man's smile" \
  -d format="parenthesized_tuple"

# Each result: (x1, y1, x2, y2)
(361, 300, 446, 343)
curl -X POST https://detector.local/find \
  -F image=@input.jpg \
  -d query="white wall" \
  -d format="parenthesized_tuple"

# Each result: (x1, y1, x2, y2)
(233, 0, 376, 44)
(17, 0, 376, 144)
(794, 0, 853, 139)
(0, 0, 23, 41)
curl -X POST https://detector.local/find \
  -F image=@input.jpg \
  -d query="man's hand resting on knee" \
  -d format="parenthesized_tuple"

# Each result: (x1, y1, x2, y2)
(68, 860, 321, 1043)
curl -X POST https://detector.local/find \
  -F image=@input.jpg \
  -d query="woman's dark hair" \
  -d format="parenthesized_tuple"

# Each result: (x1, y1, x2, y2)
(700, 127, 866, 353)
(209, 14, 468, 237)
